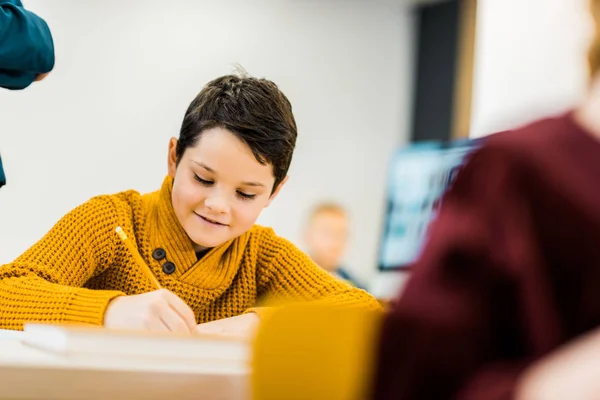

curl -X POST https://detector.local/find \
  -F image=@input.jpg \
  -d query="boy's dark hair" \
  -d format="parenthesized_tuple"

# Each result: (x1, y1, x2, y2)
(176, 71, 297, 192)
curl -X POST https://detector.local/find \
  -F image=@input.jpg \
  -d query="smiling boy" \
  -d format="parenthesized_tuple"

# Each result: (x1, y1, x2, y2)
(0, 72, 380, 336)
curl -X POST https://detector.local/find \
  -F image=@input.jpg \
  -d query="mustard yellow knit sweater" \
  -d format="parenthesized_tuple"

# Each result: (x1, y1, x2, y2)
(0, 176, 380, 330)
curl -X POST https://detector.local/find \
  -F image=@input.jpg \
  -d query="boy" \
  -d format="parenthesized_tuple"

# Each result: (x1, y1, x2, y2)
(0, 72, 380, 337)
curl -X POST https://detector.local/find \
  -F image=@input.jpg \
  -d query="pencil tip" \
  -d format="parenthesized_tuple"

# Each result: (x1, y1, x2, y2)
(115, 226, 127, 240)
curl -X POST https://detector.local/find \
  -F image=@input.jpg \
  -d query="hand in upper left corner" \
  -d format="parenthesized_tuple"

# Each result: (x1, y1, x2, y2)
(194, 313, 260, 341)
(34, 72, 50, 82)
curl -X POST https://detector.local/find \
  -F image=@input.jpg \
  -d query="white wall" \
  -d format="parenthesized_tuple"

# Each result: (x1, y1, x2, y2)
(0, 0, 415, 285)
(470, 0, 592, 137)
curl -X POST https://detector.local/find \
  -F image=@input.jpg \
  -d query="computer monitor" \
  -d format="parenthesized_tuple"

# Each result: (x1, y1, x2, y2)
(378, 138, 481, 271)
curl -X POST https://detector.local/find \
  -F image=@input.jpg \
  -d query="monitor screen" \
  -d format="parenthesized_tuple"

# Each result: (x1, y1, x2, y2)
(378, 138, 481, 271)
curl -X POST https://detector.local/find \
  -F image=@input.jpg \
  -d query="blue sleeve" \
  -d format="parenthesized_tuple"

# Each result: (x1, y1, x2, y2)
(0, 0, 55, 90)
(0, 153, 5, 188)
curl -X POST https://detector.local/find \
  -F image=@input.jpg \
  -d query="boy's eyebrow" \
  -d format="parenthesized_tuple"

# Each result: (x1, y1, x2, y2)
(192, 161, 266, 188)
(241, 181, 265, 188)
(194, 161, 215, 173)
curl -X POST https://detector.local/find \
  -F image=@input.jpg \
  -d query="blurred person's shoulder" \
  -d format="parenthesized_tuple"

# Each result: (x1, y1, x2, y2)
(454, 111, 600, 205)
(471, 111, 594, 174)
(482, 111, 588, 161)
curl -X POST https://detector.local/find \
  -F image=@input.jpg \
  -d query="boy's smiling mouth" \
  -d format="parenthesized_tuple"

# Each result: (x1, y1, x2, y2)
(194, 212, 228, 227)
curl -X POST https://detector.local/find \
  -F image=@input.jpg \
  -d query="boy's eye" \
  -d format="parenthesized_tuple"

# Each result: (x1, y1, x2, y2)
(237, 191, 256, 200)
(194, 174, 213, 186)
(194, 173, 256, 200)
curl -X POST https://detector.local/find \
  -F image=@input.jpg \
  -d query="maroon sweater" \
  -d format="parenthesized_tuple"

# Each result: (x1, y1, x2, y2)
(374, 112, 600, 399)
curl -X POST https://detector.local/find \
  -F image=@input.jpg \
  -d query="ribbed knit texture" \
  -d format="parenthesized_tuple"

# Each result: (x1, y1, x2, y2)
(0, 176, 380, 330)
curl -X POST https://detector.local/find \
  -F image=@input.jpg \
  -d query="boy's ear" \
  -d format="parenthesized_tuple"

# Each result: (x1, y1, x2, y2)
(265, 176, 289, 207)
(167, 137, 178, 178)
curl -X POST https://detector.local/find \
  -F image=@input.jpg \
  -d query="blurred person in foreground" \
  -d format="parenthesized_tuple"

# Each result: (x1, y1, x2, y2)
(251, 0, 600, 398)
(303, 202, 362, 287)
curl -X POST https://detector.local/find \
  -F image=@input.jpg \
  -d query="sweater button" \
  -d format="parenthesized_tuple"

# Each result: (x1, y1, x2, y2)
(152, 248, 166, 261)
(162, 262, 176, 275)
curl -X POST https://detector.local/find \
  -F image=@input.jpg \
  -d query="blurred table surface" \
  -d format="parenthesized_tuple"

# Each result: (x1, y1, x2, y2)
(0, 330, 249, 400)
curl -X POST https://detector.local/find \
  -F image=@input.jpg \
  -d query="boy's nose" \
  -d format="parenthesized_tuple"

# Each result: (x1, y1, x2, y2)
(204, 196, 230, 214)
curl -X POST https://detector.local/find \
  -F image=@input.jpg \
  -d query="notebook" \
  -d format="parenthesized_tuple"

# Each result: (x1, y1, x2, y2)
(21, 323, 249, 365)
(0, 329, 26, 341)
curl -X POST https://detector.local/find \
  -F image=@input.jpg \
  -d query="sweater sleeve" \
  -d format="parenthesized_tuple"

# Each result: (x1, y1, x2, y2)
(0, 0, 55, 90)
(253, 228, 382, 312)
(0, 196, 126, 330)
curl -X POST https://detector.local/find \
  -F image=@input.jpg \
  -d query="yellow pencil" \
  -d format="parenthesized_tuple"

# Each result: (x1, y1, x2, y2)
(115, 226, 162, 290)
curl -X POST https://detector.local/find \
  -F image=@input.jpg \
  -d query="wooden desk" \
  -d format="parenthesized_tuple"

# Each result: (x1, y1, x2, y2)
(0, 338, 249, 399)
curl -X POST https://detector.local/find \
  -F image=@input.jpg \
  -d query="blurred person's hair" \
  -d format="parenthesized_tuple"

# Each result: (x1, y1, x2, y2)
(307, 202, 348, 222)
(589, 0, 600, 76)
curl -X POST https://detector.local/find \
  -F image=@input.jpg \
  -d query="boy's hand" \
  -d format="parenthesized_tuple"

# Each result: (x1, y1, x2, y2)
(103, 289, 197, 333)
(194, 313, 260, 340)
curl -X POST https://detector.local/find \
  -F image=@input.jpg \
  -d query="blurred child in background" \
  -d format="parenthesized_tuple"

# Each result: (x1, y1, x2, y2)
(303, 202, 362, 288)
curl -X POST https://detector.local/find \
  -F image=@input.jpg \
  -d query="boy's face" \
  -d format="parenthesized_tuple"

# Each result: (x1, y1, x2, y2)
(168, 127, 286, 252)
